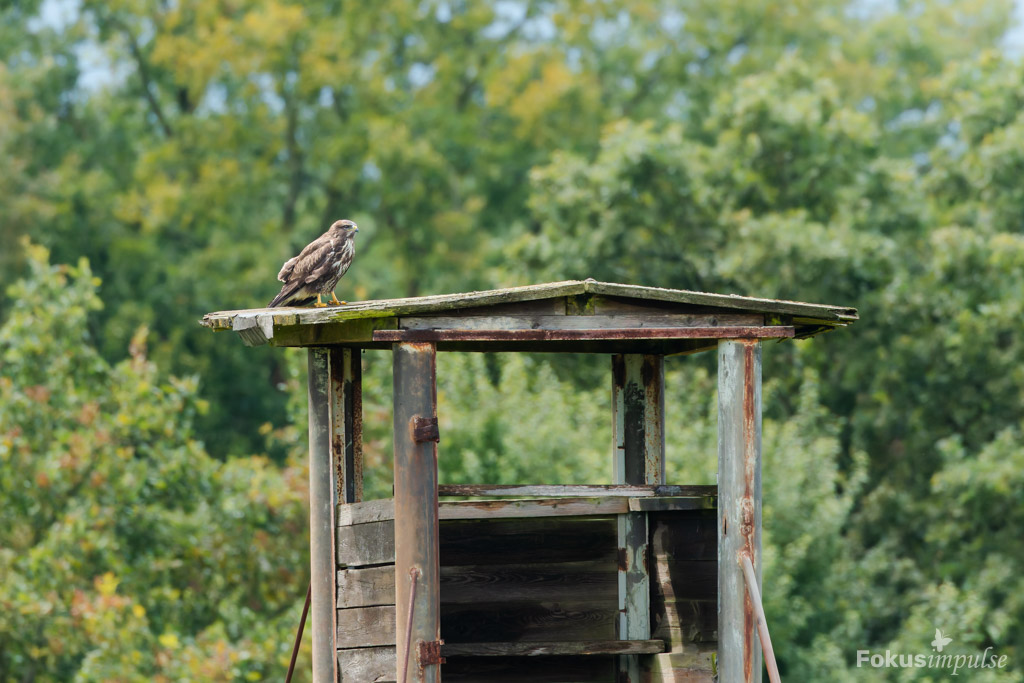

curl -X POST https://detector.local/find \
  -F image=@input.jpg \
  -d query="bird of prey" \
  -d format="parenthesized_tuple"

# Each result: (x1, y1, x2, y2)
(268, 219, 359, 308)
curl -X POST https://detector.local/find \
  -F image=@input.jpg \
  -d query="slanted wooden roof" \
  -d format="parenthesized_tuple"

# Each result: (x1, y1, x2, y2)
(200, 279, 857, 354)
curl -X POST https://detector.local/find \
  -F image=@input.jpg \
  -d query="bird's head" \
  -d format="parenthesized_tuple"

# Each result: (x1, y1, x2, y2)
(331, 219, 359, 236)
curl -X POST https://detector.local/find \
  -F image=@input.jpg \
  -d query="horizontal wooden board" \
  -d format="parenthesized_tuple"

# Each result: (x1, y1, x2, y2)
(642, 649, 717, 683)
(337, 520, 395, 568)
(437, 485, 717, 499)
(373, 326, 794, 343)
(442, 640, 665, 657)
(441, 599, 618, 643)
(337, 646, 395, 683)
(399, 313, 761, 331)
(629, 497, 716, 513)
(650, 510, 717, 563)
(339, 497, 632, 526)
(442, 655, 615, 682)
(439, 517, 617, 567)
(441, 561, 616, 605)
(651, 599, 717, 650)
(337, 561, 617, 609)
(337, 565, 395, 608)
(336, 605, 396, 649)
(651, 560, 716, 602)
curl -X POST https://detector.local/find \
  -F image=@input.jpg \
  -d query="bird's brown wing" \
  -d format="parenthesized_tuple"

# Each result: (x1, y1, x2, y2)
(280, 235, 335, 284)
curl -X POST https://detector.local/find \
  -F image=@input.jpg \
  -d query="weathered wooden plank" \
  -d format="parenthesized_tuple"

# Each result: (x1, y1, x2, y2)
(336, 605, 396, 648)
(440, 497, 629, 519)
(307, 349, 338, 683)
(443, 656, 615, 682)
(441, 561, 616, 604)
(336, 520, 395, 567)
(400, 313, 760, 331)
(629, 496, 716, 513)
(337, 565, 395, 608)
(337, 646, 396, 683)
(338, 498, 396, 526)
(650, 560, 717, 602)
(330, 347, 363, 504)
(651, 599, 718, 649)
(339, 496, 642, 526)
(718, 340, 762, 683)
(437, 484, 716, 498)
(642, 649, 717, 683)
(440, 516, 616, 567)
(392, 342, 440, 683)
(440, 599, 618, 642)
(650, 510, 718, 563)
(373, 326, 794, 343)
(441, 640, 665, 657)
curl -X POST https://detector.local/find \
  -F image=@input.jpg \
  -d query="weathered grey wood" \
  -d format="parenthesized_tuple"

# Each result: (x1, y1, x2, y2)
(336, 605, 397, 648)
(330, 347, 363, 504)
(438, 484, 716, 498)
(337, 646, 396, 683)
(337, 565, 396, 608)
(336, 520, 395, 567)
(718, 340, 762, 683)
(440, 497, 629, 519)
(642, 649, 717, 682)
(373, 326, 794, 343)
(441, 598, 618, 642)
(628, 496, 716, 512)
(613, 354, 665, 682)
(393, 342, 440, 683)
(652, 599, 718, 650)
(338, 498, 396, 526)
(441, 640, 666, 657)
(441, 561, 616, 604)
(307, 349, 337, 683)
(338, 496, 632, 526)
(399, 313, 760, 331)
(202, 280, 858, 340)
(443, 656, 615, 682)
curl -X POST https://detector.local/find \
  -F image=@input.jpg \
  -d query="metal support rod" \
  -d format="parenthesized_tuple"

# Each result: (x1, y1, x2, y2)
(307, 348, 337, 683)
(393, 342, 440, 683)
(400, 568, 421, 683)
(612, 354, 665, 682)
(718, 340, 763, 683)
(740, 554, 781, 683)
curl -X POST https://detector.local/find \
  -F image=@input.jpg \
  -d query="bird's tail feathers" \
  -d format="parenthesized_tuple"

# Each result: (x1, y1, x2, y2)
(268, 284, 308, 308)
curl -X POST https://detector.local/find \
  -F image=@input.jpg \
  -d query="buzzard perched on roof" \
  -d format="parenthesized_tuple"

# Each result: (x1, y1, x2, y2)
(268, 219, 359, 308)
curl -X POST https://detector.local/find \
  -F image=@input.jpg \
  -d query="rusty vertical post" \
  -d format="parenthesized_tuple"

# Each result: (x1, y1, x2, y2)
(717, 340, 762, 683)
(393, 343, 441, 683)
(330, 347, 363, 505)
(612, 354, 665, 681)
(307, 348, 338, 683)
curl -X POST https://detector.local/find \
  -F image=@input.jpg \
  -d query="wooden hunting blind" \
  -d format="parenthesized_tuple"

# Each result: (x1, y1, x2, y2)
(201, 280, 857, 683)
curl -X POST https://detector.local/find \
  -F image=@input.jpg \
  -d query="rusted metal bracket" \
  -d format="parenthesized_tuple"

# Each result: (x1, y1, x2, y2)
(418, 639, 447, 671)
(411, 416, 440, 443)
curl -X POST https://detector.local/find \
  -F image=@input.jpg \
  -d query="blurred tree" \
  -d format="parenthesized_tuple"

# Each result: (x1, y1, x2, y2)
(0, 243, 312, 681)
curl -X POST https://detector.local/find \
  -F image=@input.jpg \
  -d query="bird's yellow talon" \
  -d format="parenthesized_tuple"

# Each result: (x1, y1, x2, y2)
(329, 292, 343, 306)
(313, 302, 328, 308)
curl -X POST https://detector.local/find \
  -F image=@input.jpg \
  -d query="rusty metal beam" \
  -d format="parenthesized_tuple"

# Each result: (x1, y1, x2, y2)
(393, 342, 441, 683)
(306, 349, 337, 683)
(373, 326, 793, 343)
(613, 354, 665, 682)
(718, 340, 763, 683)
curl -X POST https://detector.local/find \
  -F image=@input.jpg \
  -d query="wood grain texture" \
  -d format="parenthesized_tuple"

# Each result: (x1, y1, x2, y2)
(440, 561, 616, 604)
(440, 599, 618, 643)
(642, 649, 717, 683)
(337, 646, 396, 683)
(442, 655, 615, 682)
(438, 484, 716, 498)
(399, 313, 761, 331)
(336, 605, 396, 649)
(629, 496, 716, 512)
(337, 565, 395, 608)
(336, 520, 395, 567)
(441, 640, 665, 657)
(438, 516, 617, 567)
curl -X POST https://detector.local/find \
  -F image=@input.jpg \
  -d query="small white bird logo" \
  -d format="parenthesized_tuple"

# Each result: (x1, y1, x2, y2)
(931, 629, 953, 652)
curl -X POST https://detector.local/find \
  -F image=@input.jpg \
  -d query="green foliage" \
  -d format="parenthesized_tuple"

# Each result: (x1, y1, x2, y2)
(3, 0, 1024, 679)
(0, 244, 312, 681)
